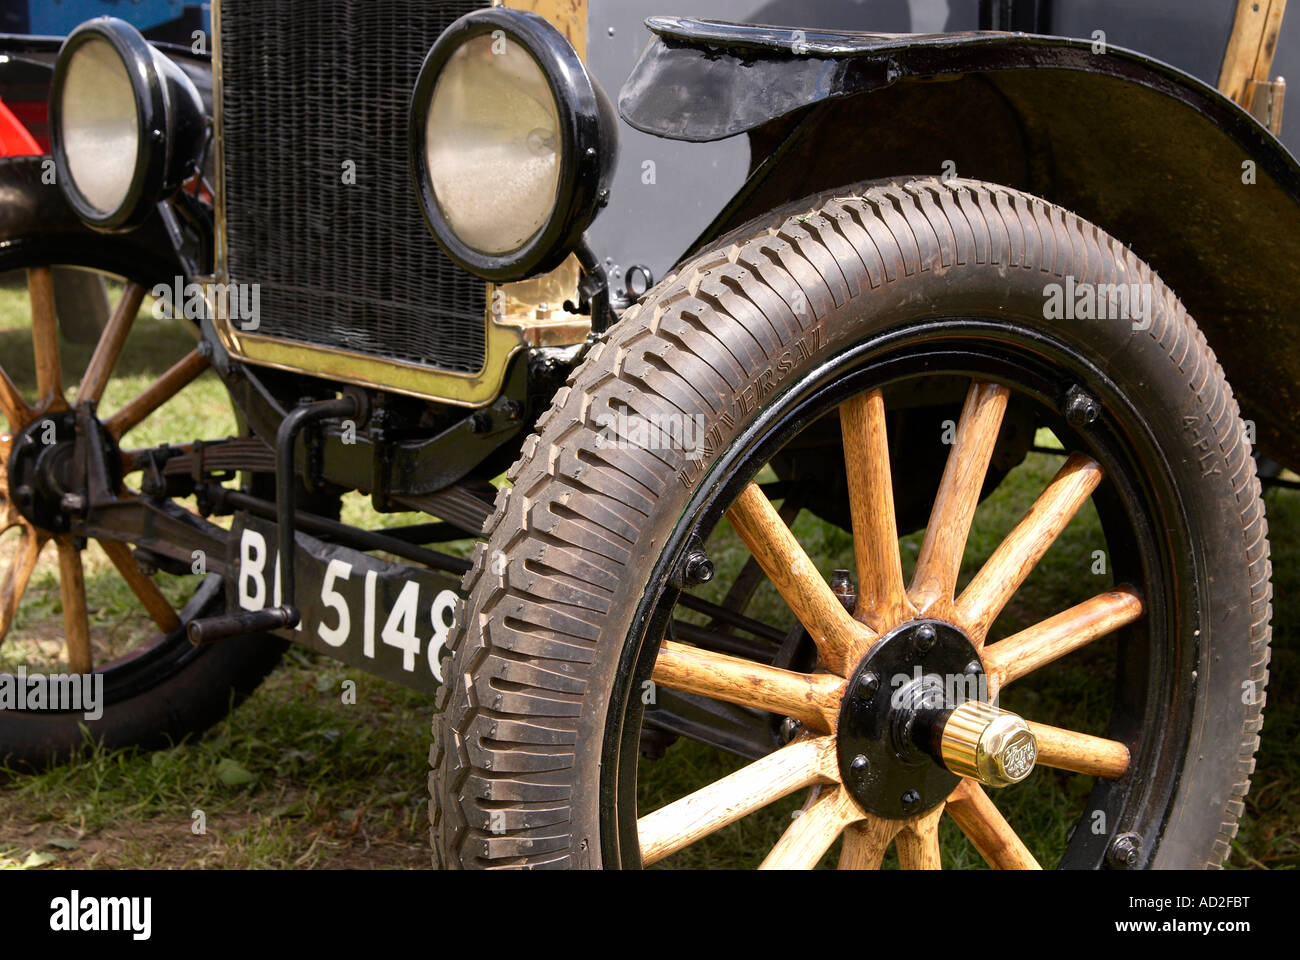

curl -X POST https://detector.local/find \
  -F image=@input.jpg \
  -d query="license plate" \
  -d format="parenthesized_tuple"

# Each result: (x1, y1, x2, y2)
(224, 515, 462, 693)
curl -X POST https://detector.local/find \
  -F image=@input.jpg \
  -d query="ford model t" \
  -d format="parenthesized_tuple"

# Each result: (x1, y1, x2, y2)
(0, 0, 1294, 870)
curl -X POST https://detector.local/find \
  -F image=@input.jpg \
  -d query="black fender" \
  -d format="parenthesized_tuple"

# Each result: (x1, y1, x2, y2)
(621, 20, 1300, 469)
(0, 33, 212, 283)
(0, 154, 184, 285)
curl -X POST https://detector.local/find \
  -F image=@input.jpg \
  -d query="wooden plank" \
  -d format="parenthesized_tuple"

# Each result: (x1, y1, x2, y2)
(1219, 0, 1288, 109)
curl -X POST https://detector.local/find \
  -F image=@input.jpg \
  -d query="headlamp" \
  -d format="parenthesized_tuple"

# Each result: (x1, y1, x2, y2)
(49, 17, 205, 231)
(410, 9, 616, 281)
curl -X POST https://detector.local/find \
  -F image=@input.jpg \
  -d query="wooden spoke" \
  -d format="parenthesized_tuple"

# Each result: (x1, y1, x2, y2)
(653, 639, 844, 732)
(55, 537, 92, 674)
(0, 527, 46, 643)
(837, 814, 903, 870)
(99, 539, 182, 635)
(896, 803, 945, 870)
(77, 282, 146, 407)
(909, 382, 1010, 618)
(0, 363, 31, 430)
(983, 587, 1143, 694)
(105, 348, 210, 439)
(840, 389, 912, 632)
(707, 494, 805, 632)
(956, 453, 1103, 644)
(29, 267, 67, 412)
(1026, 721, 1131, 779)
(759, 785, 863, 869)
(726, 482, 872, 674)
(945, 780, 1041, 870)
(0, 436, 16, 531)
(639, 736, 838, 866)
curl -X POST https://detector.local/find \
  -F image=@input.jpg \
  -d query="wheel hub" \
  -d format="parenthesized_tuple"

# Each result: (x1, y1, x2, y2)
(836, 619, 1037, 817)
(6, 409, 119, 533)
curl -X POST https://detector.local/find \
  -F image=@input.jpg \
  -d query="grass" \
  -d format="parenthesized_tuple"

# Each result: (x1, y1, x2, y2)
(0, 271, 1295, 869)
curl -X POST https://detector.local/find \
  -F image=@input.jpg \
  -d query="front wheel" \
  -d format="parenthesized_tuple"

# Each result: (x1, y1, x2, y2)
(431, 177, 1270, 869)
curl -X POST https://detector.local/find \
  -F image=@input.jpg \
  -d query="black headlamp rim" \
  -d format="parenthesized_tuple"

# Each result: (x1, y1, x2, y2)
(409, 8, 611, 283)
(50, 17, 171, 231)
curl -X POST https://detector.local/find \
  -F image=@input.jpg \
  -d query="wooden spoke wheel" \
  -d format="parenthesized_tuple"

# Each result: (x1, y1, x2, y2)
(637, 380, 1137, 870)
(0, 262, 281, 765)
(433, 177, 1269, 870)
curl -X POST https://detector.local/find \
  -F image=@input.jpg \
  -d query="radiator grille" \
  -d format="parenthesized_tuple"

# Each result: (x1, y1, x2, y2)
(219, 0, 488, 373)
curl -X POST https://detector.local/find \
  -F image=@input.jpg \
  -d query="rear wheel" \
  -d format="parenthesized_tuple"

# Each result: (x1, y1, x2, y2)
(431, 177, 1269, 869)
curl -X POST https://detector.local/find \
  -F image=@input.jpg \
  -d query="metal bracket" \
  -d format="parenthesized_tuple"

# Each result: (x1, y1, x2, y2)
(1250, 77, 1287, 135)
(574, 235, 615, 334)
(186, 394, 358, 643)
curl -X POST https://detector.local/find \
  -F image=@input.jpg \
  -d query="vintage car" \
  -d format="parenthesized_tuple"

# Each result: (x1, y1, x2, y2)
(0, 0, 1295, 871)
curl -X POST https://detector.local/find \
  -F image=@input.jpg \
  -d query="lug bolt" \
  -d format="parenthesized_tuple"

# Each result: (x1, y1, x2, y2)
(901, 789, 921, 808)
(856, 671, 879, 703)
(14, 484, 34, 507)
(1107, 832, 1141, 870)
(683, 549, 714, 585)
(1064, 385, 1100, 427)
(849, 754, 870, 779)
(830, 568, 857, 613)
(914, 623, 936, 654)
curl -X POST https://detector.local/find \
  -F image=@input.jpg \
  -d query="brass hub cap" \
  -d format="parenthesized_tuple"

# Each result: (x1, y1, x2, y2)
(836, 618, 1034, 817)
(938, 700, 1038, 786)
